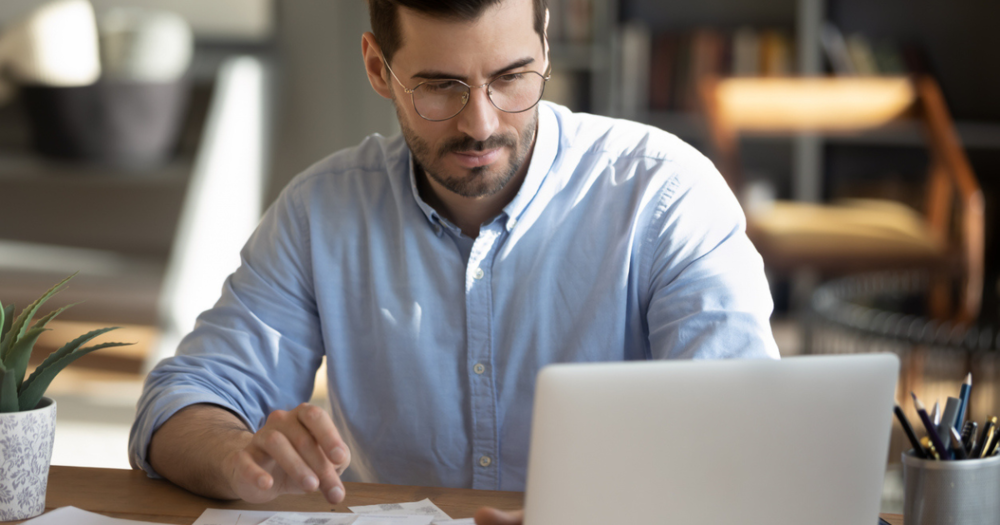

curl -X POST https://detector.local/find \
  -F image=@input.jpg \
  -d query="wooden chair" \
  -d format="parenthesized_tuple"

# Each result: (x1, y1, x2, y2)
(700, 76, 984, 323)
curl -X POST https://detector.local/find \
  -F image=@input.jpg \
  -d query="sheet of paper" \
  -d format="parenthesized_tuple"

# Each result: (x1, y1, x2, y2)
(349, 498, 451, 521)
(432, 519, 475, 525)
(193, 509, 351, 525)
(353, 516, 435, 525)
(259, 513, 356, 525)
(22, 506, 167, 524)
(194, 509, 434, 525)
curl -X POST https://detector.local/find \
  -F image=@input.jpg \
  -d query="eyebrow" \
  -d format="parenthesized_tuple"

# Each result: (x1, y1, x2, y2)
(411, 57, 536, 82)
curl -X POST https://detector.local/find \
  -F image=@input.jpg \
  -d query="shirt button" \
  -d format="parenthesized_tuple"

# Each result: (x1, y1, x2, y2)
(507, 218, 517, 230)
(474, 268, 484, 280)
(473, 363, 485, 375)
(479, 455, 492, 467)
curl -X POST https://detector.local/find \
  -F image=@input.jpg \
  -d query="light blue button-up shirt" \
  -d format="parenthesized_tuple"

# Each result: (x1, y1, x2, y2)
(130, 102, 779, 491)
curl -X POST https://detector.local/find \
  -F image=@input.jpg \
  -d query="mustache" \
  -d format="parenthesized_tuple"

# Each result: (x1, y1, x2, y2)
(438, 133, 517, 157)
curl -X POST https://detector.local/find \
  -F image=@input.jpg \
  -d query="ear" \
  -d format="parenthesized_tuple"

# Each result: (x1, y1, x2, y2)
(361, 32, 392, 100)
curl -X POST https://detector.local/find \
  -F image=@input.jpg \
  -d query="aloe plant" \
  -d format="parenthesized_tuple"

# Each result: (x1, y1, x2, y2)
(0, 273, 133, 413)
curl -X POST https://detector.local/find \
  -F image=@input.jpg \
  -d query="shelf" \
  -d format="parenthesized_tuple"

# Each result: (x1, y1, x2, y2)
(641, 111, 1000, 150)
(0, 151, 193, 185)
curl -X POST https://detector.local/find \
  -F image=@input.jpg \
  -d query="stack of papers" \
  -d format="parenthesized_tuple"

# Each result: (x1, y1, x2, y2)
(192, 498, 474, 525)
(22, 498, 476, 525)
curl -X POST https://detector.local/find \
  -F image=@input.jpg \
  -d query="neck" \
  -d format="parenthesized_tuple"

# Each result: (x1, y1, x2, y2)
(418, 139, 536, 239)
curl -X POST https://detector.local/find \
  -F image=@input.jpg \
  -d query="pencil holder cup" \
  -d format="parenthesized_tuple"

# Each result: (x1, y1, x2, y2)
(902, 450, 1000, 525)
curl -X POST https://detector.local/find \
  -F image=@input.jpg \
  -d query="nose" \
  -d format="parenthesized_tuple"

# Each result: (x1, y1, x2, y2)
(455, 84, 500, 143)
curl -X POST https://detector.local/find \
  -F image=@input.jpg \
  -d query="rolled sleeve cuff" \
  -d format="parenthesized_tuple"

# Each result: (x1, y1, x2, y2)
(128, 389, 256, 478)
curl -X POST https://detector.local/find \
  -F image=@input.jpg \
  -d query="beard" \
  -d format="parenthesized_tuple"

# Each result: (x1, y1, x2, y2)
(393, 95, 538, 199)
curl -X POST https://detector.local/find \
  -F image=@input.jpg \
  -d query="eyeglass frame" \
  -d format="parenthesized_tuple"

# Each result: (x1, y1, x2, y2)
(381, 54, 552, 122)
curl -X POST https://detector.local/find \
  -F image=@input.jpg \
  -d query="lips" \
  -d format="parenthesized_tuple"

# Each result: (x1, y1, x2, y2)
(451, 148, 502, 168)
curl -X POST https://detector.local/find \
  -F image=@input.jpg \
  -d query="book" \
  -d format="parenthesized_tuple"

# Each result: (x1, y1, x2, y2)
(820, 22, 857, 75)
(732, 27, 760, 77)
(619, 22, 651, 117)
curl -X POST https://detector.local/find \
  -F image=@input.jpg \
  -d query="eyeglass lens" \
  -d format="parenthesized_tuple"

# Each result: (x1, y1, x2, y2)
(412, 72, 547, 121)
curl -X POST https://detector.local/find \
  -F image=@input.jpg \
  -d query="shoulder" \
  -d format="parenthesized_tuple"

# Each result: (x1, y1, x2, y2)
(276, 133, 408, 210)
(544, 102, 704, 167)
(544, 102, 735, 221)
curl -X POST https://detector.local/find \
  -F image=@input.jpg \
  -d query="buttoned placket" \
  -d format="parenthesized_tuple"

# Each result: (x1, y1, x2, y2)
(465, 218, 507, 489)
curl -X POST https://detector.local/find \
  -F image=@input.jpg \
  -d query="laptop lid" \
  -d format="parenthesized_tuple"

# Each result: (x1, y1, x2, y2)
(523, 354, 899, 525)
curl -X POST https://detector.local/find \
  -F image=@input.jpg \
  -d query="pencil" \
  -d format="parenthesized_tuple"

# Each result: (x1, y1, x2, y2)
(894, 404, 926, 459)
(949, 427, 969, 460)
(913, 393, 951, 460)
(955, 373, 972, 432)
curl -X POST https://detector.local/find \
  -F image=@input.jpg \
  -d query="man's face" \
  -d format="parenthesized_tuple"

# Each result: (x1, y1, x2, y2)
(386, 0, 545, 198)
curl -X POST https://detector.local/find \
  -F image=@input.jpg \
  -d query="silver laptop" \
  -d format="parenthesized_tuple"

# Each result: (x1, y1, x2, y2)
(523, 354, 899, 525)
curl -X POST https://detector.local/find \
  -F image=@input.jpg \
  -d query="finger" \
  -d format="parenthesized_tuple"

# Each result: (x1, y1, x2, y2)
(228, 449, 277, 504)
(275, 406, 345, 500)
(279, 416, 345, 503)
(473, 507, 524, 525)
(256, 428, 321, 493)
(295, 403, 351, 469)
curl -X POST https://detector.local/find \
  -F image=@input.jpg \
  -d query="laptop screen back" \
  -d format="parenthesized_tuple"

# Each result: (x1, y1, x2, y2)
(523, 354, 899, 525)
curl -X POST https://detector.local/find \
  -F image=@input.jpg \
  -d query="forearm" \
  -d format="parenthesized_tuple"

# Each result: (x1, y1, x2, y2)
(148, 403, 254, 499)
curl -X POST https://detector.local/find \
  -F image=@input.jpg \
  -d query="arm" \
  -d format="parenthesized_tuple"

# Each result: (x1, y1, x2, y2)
(642, 153, 779, 360)
(149, 403, 351, 504)
(130, 175, 341, 502)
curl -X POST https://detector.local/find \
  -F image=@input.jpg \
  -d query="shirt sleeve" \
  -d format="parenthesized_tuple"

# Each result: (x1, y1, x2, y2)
(641, 151, 780, 361)
(128, 179, 324, 476)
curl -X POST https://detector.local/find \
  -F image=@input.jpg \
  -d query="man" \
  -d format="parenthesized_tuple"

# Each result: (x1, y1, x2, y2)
(129, 0, 778, 522)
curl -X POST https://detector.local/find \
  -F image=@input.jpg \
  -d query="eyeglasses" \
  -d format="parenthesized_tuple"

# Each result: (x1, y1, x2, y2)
(383, 56, 551, 122)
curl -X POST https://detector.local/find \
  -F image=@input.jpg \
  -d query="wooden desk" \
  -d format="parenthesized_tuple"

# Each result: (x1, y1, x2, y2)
(13, 466, 904, 524)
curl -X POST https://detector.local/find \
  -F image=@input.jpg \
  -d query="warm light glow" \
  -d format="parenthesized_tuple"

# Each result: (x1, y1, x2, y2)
(716, 77, 916, 131)
(0, 0, 101, 86)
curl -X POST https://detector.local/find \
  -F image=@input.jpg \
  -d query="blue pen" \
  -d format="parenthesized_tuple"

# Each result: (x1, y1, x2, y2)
(955, 373, 972, 432)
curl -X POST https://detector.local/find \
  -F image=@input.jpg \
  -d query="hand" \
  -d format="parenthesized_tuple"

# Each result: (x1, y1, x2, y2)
(222, 403, 351, 504)
(474, 507, 524, 525)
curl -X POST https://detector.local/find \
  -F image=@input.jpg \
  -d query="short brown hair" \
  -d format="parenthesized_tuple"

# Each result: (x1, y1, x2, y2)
(368, 0, 548, 65)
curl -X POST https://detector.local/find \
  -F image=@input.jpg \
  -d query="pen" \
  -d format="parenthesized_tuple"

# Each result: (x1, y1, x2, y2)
(939, 397, 961, 450)
(931, 401, 941, 426)
(987, 419, 1000, 457)
(913, 393, 951, 460)
(973, 417, 992, 457)
(949, 427, 969, 460)
(920, 436, 941, 460)
(962, 421, 978, 456)
(955, 373, 972, 432)
(894, 404, 926, 459)
(978, 417, 997, 458)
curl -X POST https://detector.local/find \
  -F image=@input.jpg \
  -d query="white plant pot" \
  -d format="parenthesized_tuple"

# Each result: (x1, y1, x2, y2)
(0, 397, 56, 521)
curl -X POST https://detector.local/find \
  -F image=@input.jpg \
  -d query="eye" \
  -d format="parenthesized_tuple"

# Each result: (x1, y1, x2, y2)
(496, 73, 524, 83)
(423, 80, 462, 93)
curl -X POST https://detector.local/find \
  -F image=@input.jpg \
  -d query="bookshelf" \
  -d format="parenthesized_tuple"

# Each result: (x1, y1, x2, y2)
(607, 0, 1000, 200)
(543, 0, 618, 115)
(601, 0, 1000, 322)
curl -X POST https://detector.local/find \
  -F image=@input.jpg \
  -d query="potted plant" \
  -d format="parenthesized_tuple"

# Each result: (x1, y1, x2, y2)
(0, 273, 132, 521)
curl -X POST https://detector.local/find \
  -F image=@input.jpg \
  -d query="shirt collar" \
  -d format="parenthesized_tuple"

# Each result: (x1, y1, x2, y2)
(501, 101, 557, 230)
(408, 154, 456, 236)
(406, 101, 558, 235)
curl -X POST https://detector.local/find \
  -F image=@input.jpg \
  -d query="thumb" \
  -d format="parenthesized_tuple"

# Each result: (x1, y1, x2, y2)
(473, 507, 524, 525)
